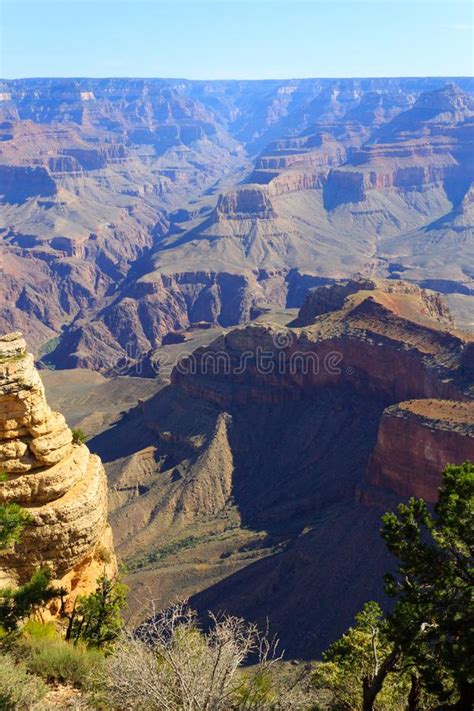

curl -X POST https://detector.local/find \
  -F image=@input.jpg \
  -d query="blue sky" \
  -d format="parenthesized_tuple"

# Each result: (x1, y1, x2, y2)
(1, 0, 473, 79)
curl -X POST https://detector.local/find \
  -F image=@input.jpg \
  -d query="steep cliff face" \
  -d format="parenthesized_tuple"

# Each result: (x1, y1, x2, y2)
(296, 278, 455, 327)
(165, 278, 472, 531)
(361, 400, 474, 504)
(248, 131, 346, 192)
(0, 165, 57, 202)
(154, 276, 470, 514)
(213, 187, 277, 220)
(0, 332, 116, 600)
(64, 279, 472, 656)
(44, 269, 271, 371)
(324, 84, 474, 210)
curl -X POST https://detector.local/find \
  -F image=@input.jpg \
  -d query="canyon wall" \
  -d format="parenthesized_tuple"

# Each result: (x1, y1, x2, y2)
(1, 79, 473, 369)
(361, 400, 474, 504)
(171, 287, 470, 408)
(168, 280, 473, 511)
(82, 280, 473, 656)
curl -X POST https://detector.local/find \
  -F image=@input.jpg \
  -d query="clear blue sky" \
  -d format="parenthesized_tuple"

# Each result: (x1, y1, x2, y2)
(1, 0, 473, 79)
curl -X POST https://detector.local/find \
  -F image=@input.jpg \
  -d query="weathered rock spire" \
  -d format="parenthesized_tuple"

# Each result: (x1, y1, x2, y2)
(0, 332, 116, 599)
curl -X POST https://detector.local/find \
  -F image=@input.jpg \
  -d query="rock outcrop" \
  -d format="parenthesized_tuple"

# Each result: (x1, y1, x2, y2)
(248, 131, 346, 194)
(62, 145, 127, 170)
(213, 187, 277, 220)
(296, 278, 455, 327)
(166, 278, 473, 517)
(0, 332, 116, 599)
(361, 399, 474, 503)
(324, 84, 474, 210)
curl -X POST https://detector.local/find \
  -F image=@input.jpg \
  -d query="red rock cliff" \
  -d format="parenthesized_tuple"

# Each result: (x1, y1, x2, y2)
(361, 400, 474, 503)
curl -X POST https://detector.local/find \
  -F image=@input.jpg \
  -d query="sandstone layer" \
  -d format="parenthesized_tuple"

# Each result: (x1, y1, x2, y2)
(361, 399, 474, 504)
(171, 279, 472, 407)
(168, 280, 473, 514)
(0, 332, 116, 600)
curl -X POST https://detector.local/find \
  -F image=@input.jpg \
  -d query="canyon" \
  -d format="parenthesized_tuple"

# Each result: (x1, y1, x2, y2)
(1, 78, 473, 370)
(39, 279, 474, 656)
(1, 76, 473, 658)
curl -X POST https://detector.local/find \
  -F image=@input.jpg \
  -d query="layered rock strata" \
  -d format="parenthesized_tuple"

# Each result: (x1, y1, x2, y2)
(168, 279, 473, 510)
(213, 187, 277, 220)
(0, 332, 116, 597)
(323, 84, 474, 209)
(362, 400, 474, 503)
(97, 280, 472, 655)
(296, 278, 455, 327)
(172, 279, 472, 407)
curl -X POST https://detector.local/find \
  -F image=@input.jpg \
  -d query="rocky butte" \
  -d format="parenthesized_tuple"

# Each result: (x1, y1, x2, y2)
(0, 332, 116, 603)
(167, 279, 474, 514)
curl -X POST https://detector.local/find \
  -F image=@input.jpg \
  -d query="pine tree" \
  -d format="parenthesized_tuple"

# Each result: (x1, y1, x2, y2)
(381, 462, 474, 708)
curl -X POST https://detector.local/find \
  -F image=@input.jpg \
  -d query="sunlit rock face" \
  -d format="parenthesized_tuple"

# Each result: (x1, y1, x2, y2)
(362, 400, 474, 503)
(0, 331, 116, 600)
(171, 279, 471, 407)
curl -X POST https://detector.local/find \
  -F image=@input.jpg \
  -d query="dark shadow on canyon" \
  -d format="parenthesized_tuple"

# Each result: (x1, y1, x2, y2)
(190, 503, 394, 658)
(98, 381, 396, 656)
(87, 405, 158, 462)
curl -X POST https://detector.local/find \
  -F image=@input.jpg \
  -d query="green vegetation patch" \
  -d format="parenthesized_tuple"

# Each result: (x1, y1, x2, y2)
(0, 652, 48, 710)
(72, 428, 88, 444)
(126, 525, 240, 572)
(21, 621, 105, 687)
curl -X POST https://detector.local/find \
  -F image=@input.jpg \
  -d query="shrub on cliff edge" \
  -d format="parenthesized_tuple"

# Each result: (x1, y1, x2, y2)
(72, 428, 88, 445)
(0, 502, 32, 549)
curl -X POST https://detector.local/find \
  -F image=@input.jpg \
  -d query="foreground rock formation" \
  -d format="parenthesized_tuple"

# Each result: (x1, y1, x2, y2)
(0, 332, 116, 600)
